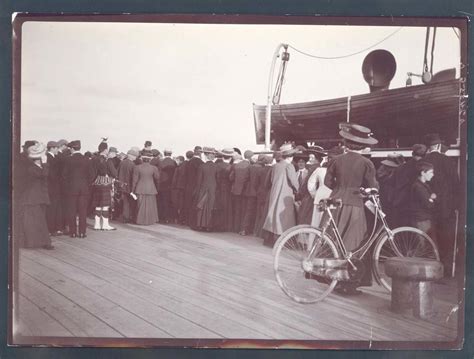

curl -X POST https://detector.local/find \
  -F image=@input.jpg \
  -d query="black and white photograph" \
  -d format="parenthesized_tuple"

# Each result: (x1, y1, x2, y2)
(10, 14, 467, 349)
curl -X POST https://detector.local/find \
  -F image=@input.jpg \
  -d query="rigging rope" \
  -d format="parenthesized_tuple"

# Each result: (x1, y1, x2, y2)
(287, 27, 403, 60)
(452, 27, 460, 39)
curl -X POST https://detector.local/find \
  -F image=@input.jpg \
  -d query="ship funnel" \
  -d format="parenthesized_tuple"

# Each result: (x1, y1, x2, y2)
(362, 49, 397, 92)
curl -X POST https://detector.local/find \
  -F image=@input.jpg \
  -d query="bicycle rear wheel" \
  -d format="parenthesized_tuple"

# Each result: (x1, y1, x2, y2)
(373, 226, 440, 292)
(273, 225, 339, 303)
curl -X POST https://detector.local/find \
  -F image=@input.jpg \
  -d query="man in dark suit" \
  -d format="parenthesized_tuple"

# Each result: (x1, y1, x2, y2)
(184, 146, 204, 228)
(424, 133, 460, 277)
(171, 154, 189, 225)
(229, 151, 251, 233)
(45, 141, 62, 235)
(158, 149, 177, 224)
(241, 154, 260, 235)
(56, 139, 70, 233)
(61, 140, 93, 238)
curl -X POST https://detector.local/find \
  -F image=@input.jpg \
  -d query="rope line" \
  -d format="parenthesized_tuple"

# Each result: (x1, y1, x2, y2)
(452, 27, 460, 40)
(287, 27, 403, 60)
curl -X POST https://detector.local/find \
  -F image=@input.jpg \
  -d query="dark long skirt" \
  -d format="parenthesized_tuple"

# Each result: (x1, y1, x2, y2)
(22, 204, 51, 248)
(213, 187, 233, 232)
(330, 205, 367, 251)
(297, 195, 314, 225)
(136, 195, 159, 225)
(254, 196, 270, 238)
(195, 191, 215, 229)
(171, 188, 185, 223)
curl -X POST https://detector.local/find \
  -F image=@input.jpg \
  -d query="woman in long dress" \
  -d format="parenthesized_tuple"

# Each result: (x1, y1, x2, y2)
(324, 123, 378, 294)
(308, 163, 331, 228)
(308, 147, 343, 227)
(194, 148, 218, 231)
(21, 143, 54, 249)
(132, 150, 160, 225)
(263, 144, 299, 247)
(213, 148, 234, 232)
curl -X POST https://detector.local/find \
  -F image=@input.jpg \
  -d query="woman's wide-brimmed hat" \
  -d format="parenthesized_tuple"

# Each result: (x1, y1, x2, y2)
(279, 143, 297, 156)
(28, 142, 46, 159)
(339, 123, 378, 145)
(306, 145, 327, 155)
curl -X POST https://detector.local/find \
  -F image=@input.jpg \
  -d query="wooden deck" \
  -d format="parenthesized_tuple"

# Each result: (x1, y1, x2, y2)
(13, 221, 460, 347)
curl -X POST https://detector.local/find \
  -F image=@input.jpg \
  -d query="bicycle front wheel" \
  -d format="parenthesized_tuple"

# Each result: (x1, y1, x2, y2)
(273, 225, 339, 304)
(373, 226, 440, 292)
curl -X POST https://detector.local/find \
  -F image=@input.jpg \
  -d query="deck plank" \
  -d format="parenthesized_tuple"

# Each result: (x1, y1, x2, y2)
(19, 272, 122, 337)
(40, 241, 358, 340)
(62, 226, 456, 340)
(16, 221, 459, 342)
(21, 254, 171, 338)
(17, 294, 73, 337)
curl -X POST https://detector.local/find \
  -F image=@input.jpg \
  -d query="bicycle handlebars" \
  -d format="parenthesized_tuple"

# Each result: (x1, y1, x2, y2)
(360, 187, 379, 196)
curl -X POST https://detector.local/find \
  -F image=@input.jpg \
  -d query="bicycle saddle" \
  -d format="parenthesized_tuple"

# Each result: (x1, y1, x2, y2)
(318, 198, 343, 210)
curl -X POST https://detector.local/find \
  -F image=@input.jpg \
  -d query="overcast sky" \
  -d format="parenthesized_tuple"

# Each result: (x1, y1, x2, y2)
(20, 21, 461, 156)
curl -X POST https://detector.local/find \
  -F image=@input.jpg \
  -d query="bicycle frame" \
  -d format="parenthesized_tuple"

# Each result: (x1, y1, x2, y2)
(307, 194, 394, 268)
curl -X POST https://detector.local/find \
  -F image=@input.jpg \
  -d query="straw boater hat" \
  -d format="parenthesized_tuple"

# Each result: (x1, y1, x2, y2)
(219, 148, 235, 158)
(306, 145, 327, 155)
(381, 153, 405, 168)
(203, 147, 217, 155)
(279, 143, 297, 156)
(27, 143, 46, 159)
(339, 123, 378, 145)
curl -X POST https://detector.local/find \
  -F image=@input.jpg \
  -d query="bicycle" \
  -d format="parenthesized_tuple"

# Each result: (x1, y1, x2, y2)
(273, 187, 440, 303)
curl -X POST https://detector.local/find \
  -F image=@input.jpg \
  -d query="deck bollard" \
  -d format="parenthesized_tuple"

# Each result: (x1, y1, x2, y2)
(385, 257, 443, 319)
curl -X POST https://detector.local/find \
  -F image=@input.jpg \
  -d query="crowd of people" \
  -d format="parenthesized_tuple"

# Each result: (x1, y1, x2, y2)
(13, 123, 460, 291)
